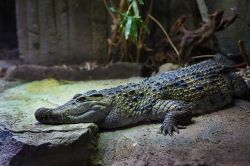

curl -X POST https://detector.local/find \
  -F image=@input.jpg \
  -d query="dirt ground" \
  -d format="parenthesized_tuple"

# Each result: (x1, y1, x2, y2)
(96, 103, 250, 166)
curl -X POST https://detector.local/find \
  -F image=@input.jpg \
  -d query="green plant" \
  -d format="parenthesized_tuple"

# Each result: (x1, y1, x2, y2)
(104, 0, 152, 63)
(110, 0, 148, 43)
(104, 0, 179, 65)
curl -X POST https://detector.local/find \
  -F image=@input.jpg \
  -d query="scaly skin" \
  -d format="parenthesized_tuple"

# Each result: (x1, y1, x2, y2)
(35, 60, 249, 135)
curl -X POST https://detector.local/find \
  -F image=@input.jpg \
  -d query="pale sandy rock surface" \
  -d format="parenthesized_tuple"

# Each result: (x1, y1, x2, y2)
(0, 78, 142, 166)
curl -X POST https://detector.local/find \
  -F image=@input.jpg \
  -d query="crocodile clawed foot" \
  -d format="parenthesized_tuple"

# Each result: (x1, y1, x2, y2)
(159, 123, 186, 136)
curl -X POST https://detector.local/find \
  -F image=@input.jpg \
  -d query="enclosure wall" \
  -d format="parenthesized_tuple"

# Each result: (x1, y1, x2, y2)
(15, 0, 108, 65)
(15, 0, 250, 65)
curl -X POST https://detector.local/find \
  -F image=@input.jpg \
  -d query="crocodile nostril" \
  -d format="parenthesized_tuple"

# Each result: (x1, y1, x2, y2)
(35, 107, 51, 122)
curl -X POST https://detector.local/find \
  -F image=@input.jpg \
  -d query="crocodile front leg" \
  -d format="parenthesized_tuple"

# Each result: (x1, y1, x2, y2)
(150, 100, 193, 136)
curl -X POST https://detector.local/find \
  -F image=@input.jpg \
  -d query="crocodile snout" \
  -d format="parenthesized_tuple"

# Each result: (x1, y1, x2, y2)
(35, 107, 52, 123)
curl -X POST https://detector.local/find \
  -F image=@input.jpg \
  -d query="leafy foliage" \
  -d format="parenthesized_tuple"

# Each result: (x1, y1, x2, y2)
(110, 0, 148, 43)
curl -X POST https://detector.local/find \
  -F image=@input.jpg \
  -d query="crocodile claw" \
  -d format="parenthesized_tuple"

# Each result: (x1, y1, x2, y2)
(160, 123, 186, 136)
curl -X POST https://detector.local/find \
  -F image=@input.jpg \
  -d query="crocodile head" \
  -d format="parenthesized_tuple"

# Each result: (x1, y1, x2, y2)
(35, 93, 112, 124)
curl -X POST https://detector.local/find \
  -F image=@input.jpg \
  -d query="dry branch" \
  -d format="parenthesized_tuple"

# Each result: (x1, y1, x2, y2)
(148, 15, 179, 62)
(171, 10, 237, 65)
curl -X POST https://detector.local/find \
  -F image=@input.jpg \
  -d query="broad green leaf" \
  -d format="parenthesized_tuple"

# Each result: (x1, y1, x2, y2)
(108, 0, 147, 43)
(132, 0, 139, 17)
(125, 17, 132, 40)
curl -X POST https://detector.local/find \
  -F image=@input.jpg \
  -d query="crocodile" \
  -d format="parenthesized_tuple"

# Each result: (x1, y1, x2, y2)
(35, 59, 249, 136)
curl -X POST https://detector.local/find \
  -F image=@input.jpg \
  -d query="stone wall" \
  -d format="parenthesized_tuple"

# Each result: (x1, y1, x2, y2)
(15, 0, 108, 65)
(15, 0, 250, 65)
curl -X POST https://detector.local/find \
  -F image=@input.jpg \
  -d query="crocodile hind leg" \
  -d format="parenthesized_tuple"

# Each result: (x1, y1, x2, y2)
(150, 100, 193, 136)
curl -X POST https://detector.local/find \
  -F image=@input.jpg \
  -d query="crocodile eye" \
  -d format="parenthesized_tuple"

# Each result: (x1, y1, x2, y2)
(73, 93, 82, 99)
(76, 96, 86, 102)
(89, 93, 103, 97)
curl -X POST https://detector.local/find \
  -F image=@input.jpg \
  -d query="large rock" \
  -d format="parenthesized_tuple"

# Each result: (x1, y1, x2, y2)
(0, 78, 142, 166)
(0, 124, 97, 166)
